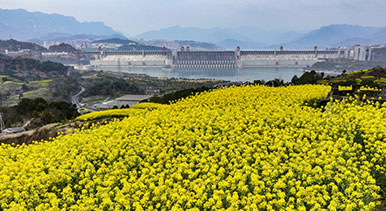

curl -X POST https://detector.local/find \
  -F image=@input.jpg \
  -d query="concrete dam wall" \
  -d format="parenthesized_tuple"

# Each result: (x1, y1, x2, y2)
(175, 51, 237, 68)
(89, 47, 365, 68)
(240, 50, 342, 67)
(90, 51, 172, 66)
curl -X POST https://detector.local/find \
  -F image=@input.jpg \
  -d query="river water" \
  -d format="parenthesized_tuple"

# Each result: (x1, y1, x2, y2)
(95, 66, 338, 82)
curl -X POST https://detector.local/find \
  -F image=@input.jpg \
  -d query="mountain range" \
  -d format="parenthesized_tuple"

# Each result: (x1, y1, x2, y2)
(135, 26, 305, 49)
(278, 24, 386, 49)
(136, 25, 386, 50)
(0, 9, 123, 40)
(135, 26, 248, 43)
(1, 8, 386, 50)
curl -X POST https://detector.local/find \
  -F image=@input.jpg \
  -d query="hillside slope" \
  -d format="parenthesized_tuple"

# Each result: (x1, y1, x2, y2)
(0, 39, 47, 51)
(0, 85, 385, 210)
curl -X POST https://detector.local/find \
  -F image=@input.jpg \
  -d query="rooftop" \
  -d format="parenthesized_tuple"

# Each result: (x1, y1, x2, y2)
(115, 95, 152, 101)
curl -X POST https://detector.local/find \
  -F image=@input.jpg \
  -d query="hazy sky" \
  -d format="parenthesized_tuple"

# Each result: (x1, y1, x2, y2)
(1, 0, 386, 36)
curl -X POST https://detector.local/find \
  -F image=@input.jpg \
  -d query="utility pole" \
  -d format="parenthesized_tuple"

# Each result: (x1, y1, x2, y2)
(0, 112, 5, 137)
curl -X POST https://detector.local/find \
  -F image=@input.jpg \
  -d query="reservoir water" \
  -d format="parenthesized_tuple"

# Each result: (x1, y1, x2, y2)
(95, 66, 338, 82)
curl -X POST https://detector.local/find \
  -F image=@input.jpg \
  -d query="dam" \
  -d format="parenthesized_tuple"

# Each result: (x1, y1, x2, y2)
(88, 45, 371, 68)
(175, 51, 237, 68)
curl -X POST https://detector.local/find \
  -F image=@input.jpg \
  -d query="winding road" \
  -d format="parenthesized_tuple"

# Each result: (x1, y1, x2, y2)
(71, 86, 95, 113)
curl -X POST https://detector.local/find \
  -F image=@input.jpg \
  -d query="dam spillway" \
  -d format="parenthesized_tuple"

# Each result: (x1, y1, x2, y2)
(175, 51, 237, 68)
(88, 46, 370, 68)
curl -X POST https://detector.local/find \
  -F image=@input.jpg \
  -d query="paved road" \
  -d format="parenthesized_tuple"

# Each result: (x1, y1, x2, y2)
(71, 86, 85, 109)
(71, 86, 96, 113)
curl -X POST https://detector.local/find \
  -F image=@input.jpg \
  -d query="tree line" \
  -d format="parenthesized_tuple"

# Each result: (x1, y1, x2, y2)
(0, 98, 78, 129)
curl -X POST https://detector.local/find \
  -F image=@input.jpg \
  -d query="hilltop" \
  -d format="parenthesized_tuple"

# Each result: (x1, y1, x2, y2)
(92, 38, 164, 50)
(0, 39, 47, 52)
(173, 40, 221, 50)
(29, 33, 127, 46)
(48, 43, 78, 52)
(0, 54, 74, 105)
(0, 53, 68, 80)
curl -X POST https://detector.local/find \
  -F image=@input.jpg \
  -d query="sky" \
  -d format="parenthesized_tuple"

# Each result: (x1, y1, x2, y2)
(1, 0, 386, 37)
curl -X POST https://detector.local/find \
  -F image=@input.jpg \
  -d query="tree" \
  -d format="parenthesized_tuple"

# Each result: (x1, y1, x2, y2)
(291, 75, 299, 84)
(292, 70, 324, 85)
(21, 84, 29, 91)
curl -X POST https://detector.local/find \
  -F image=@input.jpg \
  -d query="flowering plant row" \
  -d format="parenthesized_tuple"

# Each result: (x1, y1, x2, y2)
(76, 103, 167, 121)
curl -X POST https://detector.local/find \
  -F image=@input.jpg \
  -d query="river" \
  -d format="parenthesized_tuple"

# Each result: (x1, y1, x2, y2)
(94, 66, 338, 82)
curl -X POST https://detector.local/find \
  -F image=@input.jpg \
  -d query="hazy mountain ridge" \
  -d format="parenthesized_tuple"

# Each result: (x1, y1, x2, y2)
(0, 9, 122, 40)
(282, 24, 384, 49)
(137, 24, 386, 49)
(29, 33, 127, 44)
(135, 26, 253, 44)
(136, 39, 221, 50)
(216, 39, 265, 50)
(1, 8, 385, 50)
(370, 27, 386, 42)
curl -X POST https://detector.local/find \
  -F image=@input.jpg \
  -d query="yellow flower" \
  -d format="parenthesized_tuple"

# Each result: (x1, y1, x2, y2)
(0, 85, 384, 210)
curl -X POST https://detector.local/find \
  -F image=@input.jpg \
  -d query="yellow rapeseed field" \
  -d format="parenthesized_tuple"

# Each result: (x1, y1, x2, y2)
(76, 108, 146, 121)
(76, 103, 168, 121)
(338, 85, 352, 91)
(358, 86, 382, 92)
(1, 85, 385, 210)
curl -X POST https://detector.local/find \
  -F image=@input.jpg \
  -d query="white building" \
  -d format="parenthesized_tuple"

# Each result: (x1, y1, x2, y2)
(343, 45, 372, 61)
(1, 127, 25, 136)
(92, 95, 152, 110)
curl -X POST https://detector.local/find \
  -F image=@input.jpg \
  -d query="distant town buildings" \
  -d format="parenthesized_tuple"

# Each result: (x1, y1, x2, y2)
(90, 41, 137, 50)
(42, 40, 92, 50)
